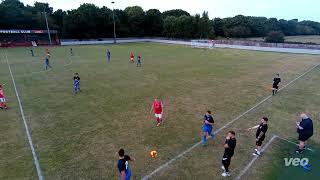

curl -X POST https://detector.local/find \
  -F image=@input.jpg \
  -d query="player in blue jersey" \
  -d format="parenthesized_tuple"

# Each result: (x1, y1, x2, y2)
(73, 73, 81, 93)
(107, 49, 111, 62)
(136, 55, 142, 67)
(44, 56, 52, 70)
(118, 149, 135, 180)
(202, 110, 215, 146)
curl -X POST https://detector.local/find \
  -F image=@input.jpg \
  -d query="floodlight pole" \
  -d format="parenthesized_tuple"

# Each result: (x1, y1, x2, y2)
(43, 7, 52, 45)
(112, 1, 117, 43)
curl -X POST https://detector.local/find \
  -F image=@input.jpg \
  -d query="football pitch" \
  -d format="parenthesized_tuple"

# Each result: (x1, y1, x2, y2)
(0, 43, 319, 180)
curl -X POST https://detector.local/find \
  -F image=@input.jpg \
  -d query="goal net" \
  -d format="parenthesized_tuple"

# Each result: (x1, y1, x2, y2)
(191, 39, 214, 49)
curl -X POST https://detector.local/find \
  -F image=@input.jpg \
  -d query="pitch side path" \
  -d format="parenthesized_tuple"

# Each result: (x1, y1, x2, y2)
(141, 63, 320, 180)
(3, 50, 44, 180)
(61, 39, 320, 55)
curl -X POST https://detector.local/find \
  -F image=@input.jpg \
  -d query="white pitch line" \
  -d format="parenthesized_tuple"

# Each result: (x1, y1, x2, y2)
(141, 63, 319, 180)
(4, 50, 44, 180)
(278, 64, 320, 91)
(275, 135, 315, 152)
(215, 94, 272, 134)
(235, 135, 277, 180)
(64, 56, 73, 67)
(235, 134, 315, 180)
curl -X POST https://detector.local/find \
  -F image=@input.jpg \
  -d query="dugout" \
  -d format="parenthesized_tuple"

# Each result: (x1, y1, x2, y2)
(0, 29, 60, 47)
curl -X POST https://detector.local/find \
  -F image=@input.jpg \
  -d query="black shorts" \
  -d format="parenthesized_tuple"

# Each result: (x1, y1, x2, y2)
(272, 84, 279, 89)
(256, 136, 265, 146)
(222, 156, 231, 165)
(298, 134, 312, 141)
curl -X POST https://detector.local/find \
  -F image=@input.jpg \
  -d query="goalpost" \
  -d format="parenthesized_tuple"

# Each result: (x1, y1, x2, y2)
(191, 39, 215, 49)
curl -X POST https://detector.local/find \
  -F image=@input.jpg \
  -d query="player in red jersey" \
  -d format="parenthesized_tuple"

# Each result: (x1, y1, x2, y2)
(130, 52, 134, 63)
(151, 98, 164, 126)
(0, 84, 8, 109)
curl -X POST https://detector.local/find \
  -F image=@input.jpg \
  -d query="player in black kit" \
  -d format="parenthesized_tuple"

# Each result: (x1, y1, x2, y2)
(117, 149, 135, 180)
(221, 131, 237, 177)
(272, 74, 281, 95)
(247, 117, 268, 157)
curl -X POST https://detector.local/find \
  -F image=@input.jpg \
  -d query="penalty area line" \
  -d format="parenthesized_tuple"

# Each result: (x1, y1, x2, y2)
(275, 135, 315, 152)
(235, 134, 315, 180)
(141, 63, 319, 180)
(4, 50, 44, 180)
(235, 135, 277, 180)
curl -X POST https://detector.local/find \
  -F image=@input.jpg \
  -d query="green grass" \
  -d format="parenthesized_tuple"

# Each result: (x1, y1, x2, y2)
(265, 143, 320, 180)
(243, 139, 320, 180)
(0, 43, 319, 179)
(158, 65, 320, 180)
(244, 35, 320, 44)
(283, 35, 320, 44)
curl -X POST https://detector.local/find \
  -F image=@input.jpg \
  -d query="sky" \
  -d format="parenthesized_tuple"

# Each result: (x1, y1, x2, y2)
(20, 0, 320, 22)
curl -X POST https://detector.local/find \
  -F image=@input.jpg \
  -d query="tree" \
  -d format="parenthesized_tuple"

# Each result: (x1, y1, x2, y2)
(196, 11, 213, 39)
(213, 18, 225, 37)
(33, 2, 53, 14)
(265, 31, 285, 43)
(162, 9, 190, 17)
(278, 19, 290, 35)
(62, 10, 78, 38)
(287, 19, 299, 36)
(175, 15, 196, 39)
(248, 17, 268, 37)
(97, 7, 113, 38)
(62, 4, 101, 38)
(124, 6, 145, 36)
(224, 26, 252, 38)
(163, 16, 178, 38)
(163, 15, 198, 39)
(1, 1, 320, 39)
(266, 18, 280, 32)
(0, 0, 30, 29)
(144, 9, 163, 36)
(52, 9, 66, 36)
(114, 9, 130, 37)
(300, 20, 320, 34)
(296, 25, 316, 35)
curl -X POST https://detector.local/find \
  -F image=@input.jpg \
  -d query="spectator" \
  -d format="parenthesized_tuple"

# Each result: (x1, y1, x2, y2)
(296, 113, 313, 154)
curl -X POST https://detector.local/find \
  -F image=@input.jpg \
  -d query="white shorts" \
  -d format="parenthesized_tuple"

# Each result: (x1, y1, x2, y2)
(155, 113, 162, 119)
(0, 98, 6, 102)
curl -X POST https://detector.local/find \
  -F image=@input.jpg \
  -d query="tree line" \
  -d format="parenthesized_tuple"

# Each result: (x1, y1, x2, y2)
(1, 0, 320, 40)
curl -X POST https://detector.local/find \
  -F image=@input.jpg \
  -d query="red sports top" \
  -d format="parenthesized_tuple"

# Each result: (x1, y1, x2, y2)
(153, 101, 163, 114)
(0, 88, 5, 98)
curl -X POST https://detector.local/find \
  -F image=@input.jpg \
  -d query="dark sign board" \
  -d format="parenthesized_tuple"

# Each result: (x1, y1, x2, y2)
(0, 29, 57, 34)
